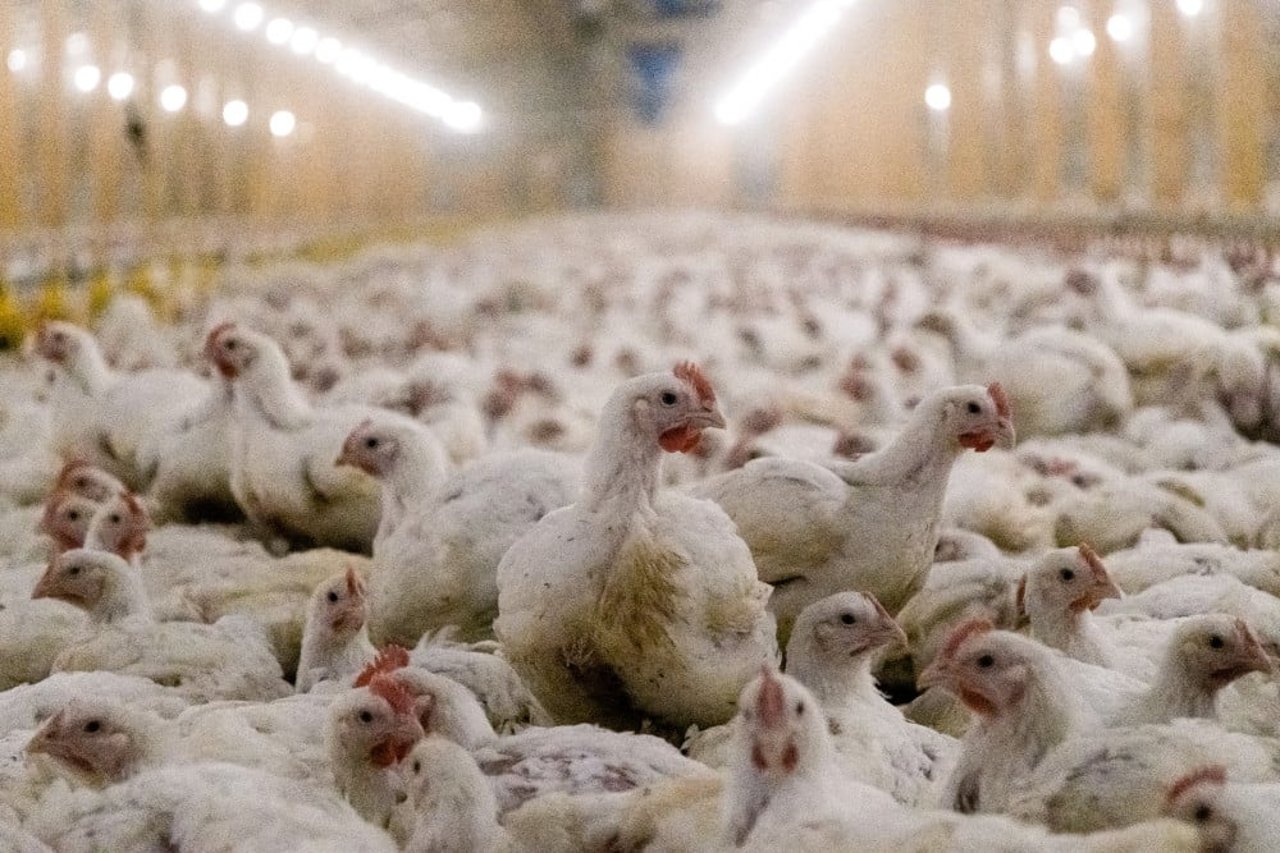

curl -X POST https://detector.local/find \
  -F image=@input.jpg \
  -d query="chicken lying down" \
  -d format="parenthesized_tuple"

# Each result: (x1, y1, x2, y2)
(1101, 539, 1280, 599)
(205, 322, 383, 552)
(357, 647, 707, 818)
(1164, 766, 1280, 853)
(21, 760, 396, 853)
(39, 549, 291, 702)
(33, 322, 207, 491)
(1009, 719, 1280, 834)
(692, 382, 1015, 641)
(337, 414, 577, 646)
(496, 362, 778, 730)
(409, 634, 553, 733)
(685, 591, 955, 807)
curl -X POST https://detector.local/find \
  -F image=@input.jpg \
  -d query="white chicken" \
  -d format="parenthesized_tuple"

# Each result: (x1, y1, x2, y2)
(496, 362, 777, 729)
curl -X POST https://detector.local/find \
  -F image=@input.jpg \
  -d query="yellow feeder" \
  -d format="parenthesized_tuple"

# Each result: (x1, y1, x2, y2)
(30, 273, 74, 326)
(87, 269, 115, 320)
(0, 280, 27, 350)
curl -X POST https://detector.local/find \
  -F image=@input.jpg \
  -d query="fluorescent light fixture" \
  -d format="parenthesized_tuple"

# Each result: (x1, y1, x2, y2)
(199, 0, 228, 12)
(73, 64, 100, 93)
(315, 37, 342, 64)
(1176, 0, 1203, 17)
(107, 71, 134, 100)
(714, 0, 857, 126)
(160, 84, 188, 112)
(269, 109, 296, 137)
(290, 27, 318, 55)
(924, 83, 951, 112)
(1106, 13, 1134, 42)
(265, 18, 294, 45)
(1073, 28, 1096, 57)
(443, 100, 482, 132)
(222, 99, 249, 126)
(233, 3, 263, 31)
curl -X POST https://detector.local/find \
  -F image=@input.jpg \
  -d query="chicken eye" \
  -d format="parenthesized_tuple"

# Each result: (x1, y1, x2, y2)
(364, 437, 379, 450)
(359, 711, 373, 723)
(412, 760, 421, 774)
(327, 591, 339, 603)
(67, 511, 80, 521)
(84, 720, 100, 733)
(840, 613, 856, 625)
(966, 402, 981, 414)
(977, 654, 995, 668)
(1193, 804, 1213, 822)
(1059, 568, 1075, 582)
(660, 391, 678, 406)
(108, 514, 121, 525)
(1209, 635, 1225, 649)
(795, 701, 805, 715)
(68, 566, 80, 576)
(225, 340, 238, 350)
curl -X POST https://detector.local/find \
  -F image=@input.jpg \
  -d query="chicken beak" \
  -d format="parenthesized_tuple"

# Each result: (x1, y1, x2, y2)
(31, 564, 58, 601)
(689, 405, 727, 431)
(917, 658, 952, 691)
(1235, 623, 1272, 676)
(26, 710, 63, 757)
(867, 594, 908, 650)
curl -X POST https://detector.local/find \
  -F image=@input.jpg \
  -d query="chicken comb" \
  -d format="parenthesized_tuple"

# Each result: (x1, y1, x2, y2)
(987, 383, 1011, 421)
(367, 674, 416, 717)
(1166, 766, 1227, 806)
(353, 645, 410, 687)
(205, 321, 237, 344)
(674, 361, 716, 407)
(1077, 543, 1107, 580)
(940, 618, 995, 661)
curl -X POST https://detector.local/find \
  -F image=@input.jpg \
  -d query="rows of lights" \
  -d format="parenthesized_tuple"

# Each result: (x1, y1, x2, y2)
(8, 38, 300, 137)
(714, 0, 857, 126)
(199, 0, 481, 133)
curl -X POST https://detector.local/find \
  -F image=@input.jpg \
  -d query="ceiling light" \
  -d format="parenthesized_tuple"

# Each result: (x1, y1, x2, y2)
(924, 83, 951, 112)
(714, 0, 858, 126)
(1056, 6, 1080, 30)
(7, 49, 28, 73)
(265, 18, 294, 45)
(1106, 13, 1134, 42)
(73, 64, 100, 93)
(269, 109, 295, 137)
(107, 71, 134, 101)
(65, 33, 88, 55)
(233, 3, 263, 31)
(315, 37, 341, 64)
(1049, 36, 1075, 65)
(1176, 0, 1203, 17)
(223, 99, 248, 126)
(198, 0, 227, 12)
(1073, 28, 1096, 57)
(160, 84, 188, 112)
(290, 27, 318, 55)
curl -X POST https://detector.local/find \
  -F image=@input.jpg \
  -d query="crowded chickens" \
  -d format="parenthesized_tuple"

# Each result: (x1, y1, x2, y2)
(3, 211, 1280, 850)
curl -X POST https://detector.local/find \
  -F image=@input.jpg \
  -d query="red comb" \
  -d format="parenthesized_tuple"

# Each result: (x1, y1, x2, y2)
(941, 618, 994, 660)
(1077, 543, 1108, 581)
(674, 361, 716, 407)
(1166, 766, 1227, 806)
(988, 383, 1011, 420)
(368, 673, 416, 717)
(755, 666, 785, 727)
(205, 321, 236, 344)
(353, 645, 410, 687)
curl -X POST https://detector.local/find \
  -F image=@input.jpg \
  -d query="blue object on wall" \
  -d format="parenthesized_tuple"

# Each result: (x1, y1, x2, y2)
(651, 0, 720, 18)
(627, 43, 682, 125)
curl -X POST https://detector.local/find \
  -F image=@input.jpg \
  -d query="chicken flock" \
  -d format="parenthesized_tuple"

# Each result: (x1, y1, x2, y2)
(2, 212, 1280, 851)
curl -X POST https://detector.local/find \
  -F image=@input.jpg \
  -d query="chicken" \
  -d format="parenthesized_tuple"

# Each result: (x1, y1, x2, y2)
(692, 383, 1015, 639)
(325, 675, 426, 827)
(919, 620, 1095, 814)
(204, 322, 383, 552)
(145, 372, 240, 523)
(408, 636, 552, 733)
(26, 698, 177, 785)
(1163, 766, 1280, 853)
(496, 363, 778, 729)
(391, 736, 511, 853)
(42, 549, 292, 702)
(1019, 545, 1129, 673)
(337, 415, 576, 644)
(687, 591, 955, 807)
(33, 322, 206, 490)
(296, 567, 376, 693)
